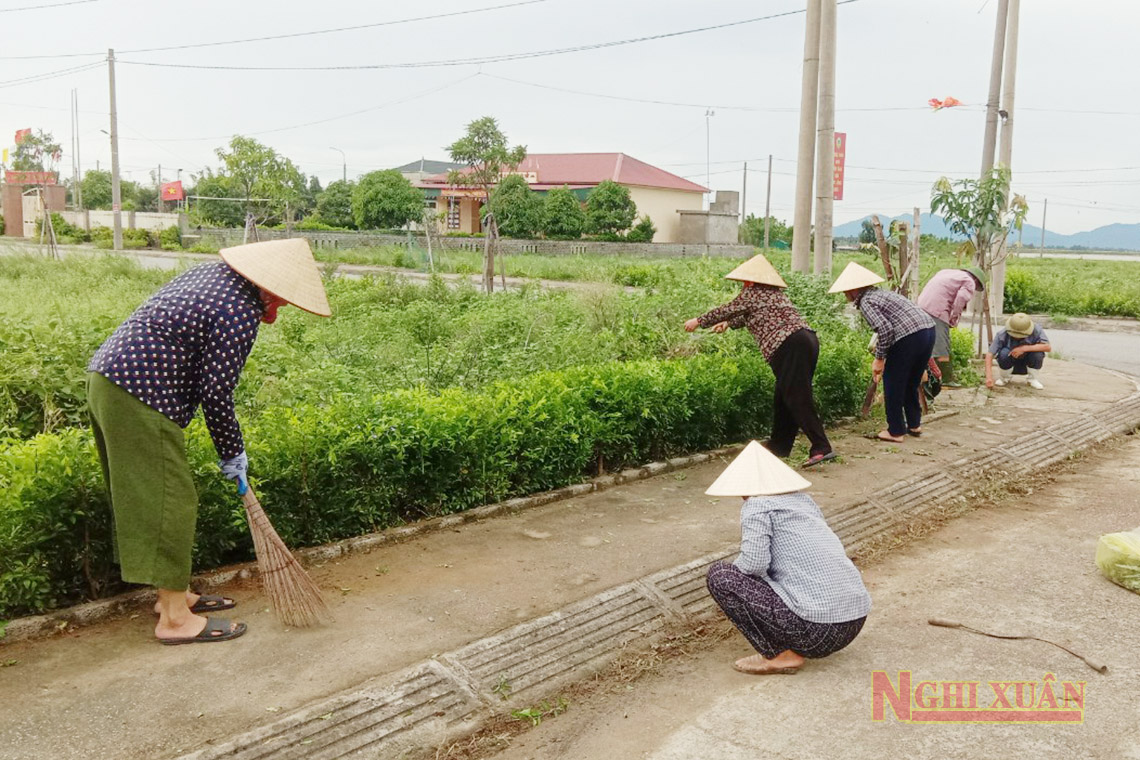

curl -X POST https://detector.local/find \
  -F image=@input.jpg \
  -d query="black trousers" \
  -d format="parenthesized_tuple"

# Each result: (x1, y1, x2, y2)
(883, 327, 936, 436)
(767, 328, 832, 458)
(996, 347, 1045, 374)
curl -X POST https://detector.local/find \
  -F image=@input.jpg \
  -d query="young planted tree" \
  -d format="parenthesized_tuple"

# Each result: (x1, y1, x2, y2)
(930, 165, 1029, 346)
(542, 186, 586, 240)
(352, 170, 423, 230)
(584, 180, 637, 238)
(11, 129, 61, 173)
(446, 117, 527, 293)
(487, 174, 541, 238)
(215, 135, 306, 226)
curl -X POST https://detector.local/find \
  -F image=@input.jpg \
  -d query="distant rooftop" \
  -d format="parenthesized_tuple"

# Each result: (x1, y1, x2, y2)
(394, 159, 466, 174)
(419, 153, 708, 193)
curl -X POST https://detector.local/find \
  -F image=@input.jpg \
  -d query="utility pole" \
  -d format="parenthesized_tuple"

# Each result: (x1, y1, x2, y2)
(812, 0, 837, 275)
(992, 0, 1020, 322)
(741, 161, 748, 228)
(980, 0, 1010, 178)
(791, 0, 823, 272)
(73, 89, 82, 210)
(764, 153, 773, 250)
(330, 146, 346, 184)
(1040, 198, 1047, 250)
(157, 163, 163, 213)
(70, 88, 79, 210)
(107, 48, 123, 251)
(704, 110, 715, 210)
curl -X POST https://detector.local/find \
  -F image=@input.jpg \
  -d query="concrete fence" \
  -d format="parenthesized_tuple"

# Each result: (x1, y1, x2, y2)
(58, 209, 183, 233)
(187, 227, 754, 259)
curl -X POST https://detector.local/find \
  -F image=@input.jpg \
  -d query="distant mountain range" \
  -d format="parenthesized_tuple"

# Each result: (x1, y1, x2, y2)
(832, 213, 1140, 251)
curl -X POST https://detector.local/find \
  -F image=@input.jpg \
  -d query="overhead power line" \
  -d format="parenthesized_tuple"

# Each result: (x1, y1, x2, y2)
(0, 0, 554, 59)
(0, 0, 95, 12)
(0, 60, 101, 90)
(118, 3, 861, 72)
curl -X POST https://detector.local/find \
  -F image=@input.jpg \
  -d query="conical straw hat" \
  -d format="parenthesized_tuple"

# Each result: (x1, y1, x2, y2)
(827, 261, 886, 294)
(724, 254, 787, 288)
(705, 440, 811, 497)
(220, 239, 332, 317)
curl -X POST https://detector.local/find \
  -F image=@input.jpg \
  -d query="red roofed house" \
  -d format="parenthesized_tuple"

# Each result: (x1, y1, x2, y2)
(416, 152, 708, 243)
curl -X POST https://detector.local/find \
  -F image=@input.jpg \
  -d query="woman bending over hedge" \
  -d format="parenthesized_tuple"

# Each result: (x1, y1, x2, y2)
(685, 254, 836, 468)
(87, 239, 330, 645)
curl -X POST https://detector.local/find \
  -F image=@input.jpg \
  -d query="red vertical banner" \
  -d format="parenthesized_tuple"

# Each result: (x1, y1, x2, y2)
(833, 131, 847, 201)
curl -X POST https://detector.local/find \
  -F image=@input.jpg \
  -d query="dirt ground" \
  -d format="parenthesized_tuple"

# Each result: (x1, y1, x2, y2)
(0, 360, 1133, 760)
(483, 437, 1140, 760)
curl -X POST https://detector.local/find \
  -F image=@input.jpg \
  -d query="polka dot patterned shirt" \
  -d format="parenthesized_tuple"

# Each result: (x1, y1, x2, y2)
(89, 261, 264, 460)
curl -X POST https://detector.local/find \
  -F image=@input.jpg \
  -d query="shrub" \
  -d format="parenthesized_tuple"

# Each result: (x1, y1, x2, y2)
(626, 215, 656, 243)
(90, 225, 113, 249)
(488, 174, 541, 238)
(159, 225, 182, 251)
(122, 228, 153, 249)
(584, 180, 636, 237)
(541, 186, 586, 240)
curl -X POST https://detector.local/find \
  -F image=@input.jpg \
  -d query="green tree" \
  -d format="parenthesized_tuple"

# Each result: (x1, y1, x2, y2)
(487, 174, 541, 238)
(188, 170, 244, 227)
(352, 170, 423, 229)
(858, 219, 876, 244)
(738, 214, 792, 247)
(584, 180, 637, 237)
(541, 186, 586, 240)
(11, 129, 61, 173)
(446, 116, 527, 291)
(80, 169, 113, 209)
(214, 135, 306, 224)
(315, 180, 356, 229)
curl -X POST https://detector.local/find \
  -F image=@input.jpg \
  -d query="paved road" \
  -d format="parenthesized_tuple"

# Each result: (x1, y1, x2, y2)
(491, 437, 1140, 760)
(1047, 328, 1140, 378)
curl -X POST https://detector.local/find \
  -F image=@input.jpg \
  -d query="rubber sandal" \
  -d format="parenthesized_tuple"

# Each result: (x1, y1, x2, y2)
(802, 451, 838, 468)
(159, 618, 247, 646)
(190, 594, 236, 614)
(865, 431, 905, 443)
(733, 654, 800, 675)
(907, 428, 923, 437)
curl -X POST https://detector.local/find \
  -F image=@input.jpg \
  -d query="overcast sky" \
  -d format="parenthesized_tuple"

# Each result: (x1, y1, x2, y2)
(2, 0, 1137, 234)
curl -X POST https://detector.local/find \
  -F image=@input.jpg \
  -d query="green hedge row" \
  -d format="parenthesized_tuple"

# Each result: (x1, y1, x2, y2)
(0, 344, 867, 618)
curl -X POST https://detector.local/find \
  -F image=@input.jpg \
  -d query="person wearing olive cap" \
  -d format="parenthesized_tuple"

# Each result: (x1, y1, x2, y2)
(704, 441, 870, 675)
(985, 312, 1051, 390)
(915, 266, 987, 386)
(86, 239, 331, 644)
(684, 254, 836, 468)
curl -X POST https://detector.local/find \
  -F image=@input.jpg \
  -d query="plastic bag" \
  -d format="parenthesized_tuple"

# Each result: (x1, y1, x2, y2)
(1095, 529, 1140, 594)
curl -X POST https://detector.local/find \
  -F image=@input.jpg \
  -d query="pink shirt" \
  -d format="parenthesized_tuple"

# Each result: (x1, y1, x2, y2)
(916, 269, 977, 327)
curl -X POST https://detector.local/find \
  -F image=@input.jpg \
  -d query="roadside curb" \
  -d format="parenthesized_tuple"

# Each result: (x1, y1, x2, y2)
(176, 391, 1140, 760)
(1, 447, 743, 645)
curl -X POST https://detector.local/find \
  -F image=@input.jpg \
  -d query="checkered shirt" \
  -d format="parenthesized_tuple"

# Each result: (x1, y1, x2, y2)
(856, 288, 935, 359)
(697, 285, 809, 361)
(89, 262, 263, 459)
(733, 492, 872, 624)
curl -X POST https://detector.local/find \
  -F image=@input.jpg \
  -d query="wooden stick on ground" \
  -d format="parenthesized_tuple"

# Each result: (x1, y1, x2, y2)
(242, 488, 331, 628)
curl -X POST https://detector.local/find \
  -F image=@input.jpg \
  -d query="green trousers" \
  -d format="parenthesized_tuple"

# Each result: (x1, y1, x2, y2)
(87, 372, 198, 590)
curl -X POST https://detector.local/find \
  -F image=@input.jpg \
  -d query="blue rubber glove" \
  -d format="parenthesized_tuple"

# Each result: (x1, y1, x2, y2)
(219, 451, 249, 496)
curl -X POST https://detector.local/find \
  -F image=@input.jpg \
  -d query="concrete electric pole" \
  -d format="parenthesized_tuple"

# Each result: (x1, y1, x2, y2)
(992, 0, 1021, 322)
(791, 0, 822, 272)
(107, 48, 123, 251)
(764, 154, 773, 250)
(812, 0, 837, 276)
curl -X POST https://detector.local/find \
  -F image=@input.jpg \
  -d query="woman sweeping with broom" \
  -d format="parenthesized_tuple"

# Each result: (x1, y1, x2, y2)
(684, 254, 836, 468)
(87, 239, 331, 644)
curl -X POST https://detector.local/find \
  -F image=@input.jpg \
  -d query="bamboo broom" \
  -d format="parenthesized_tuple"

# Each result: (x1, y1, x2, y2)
(242, 487, 331, 627)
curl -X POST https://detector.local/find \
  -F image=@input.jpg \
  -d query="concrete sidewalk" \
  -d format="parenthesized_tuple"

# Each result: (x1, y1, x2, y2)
(0, 360, 1136, 760)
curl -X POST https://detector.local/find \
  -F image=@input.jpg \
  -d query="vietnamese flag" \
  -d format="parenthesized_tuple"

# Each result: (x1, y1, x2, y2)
(161, 180, 184, 201)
